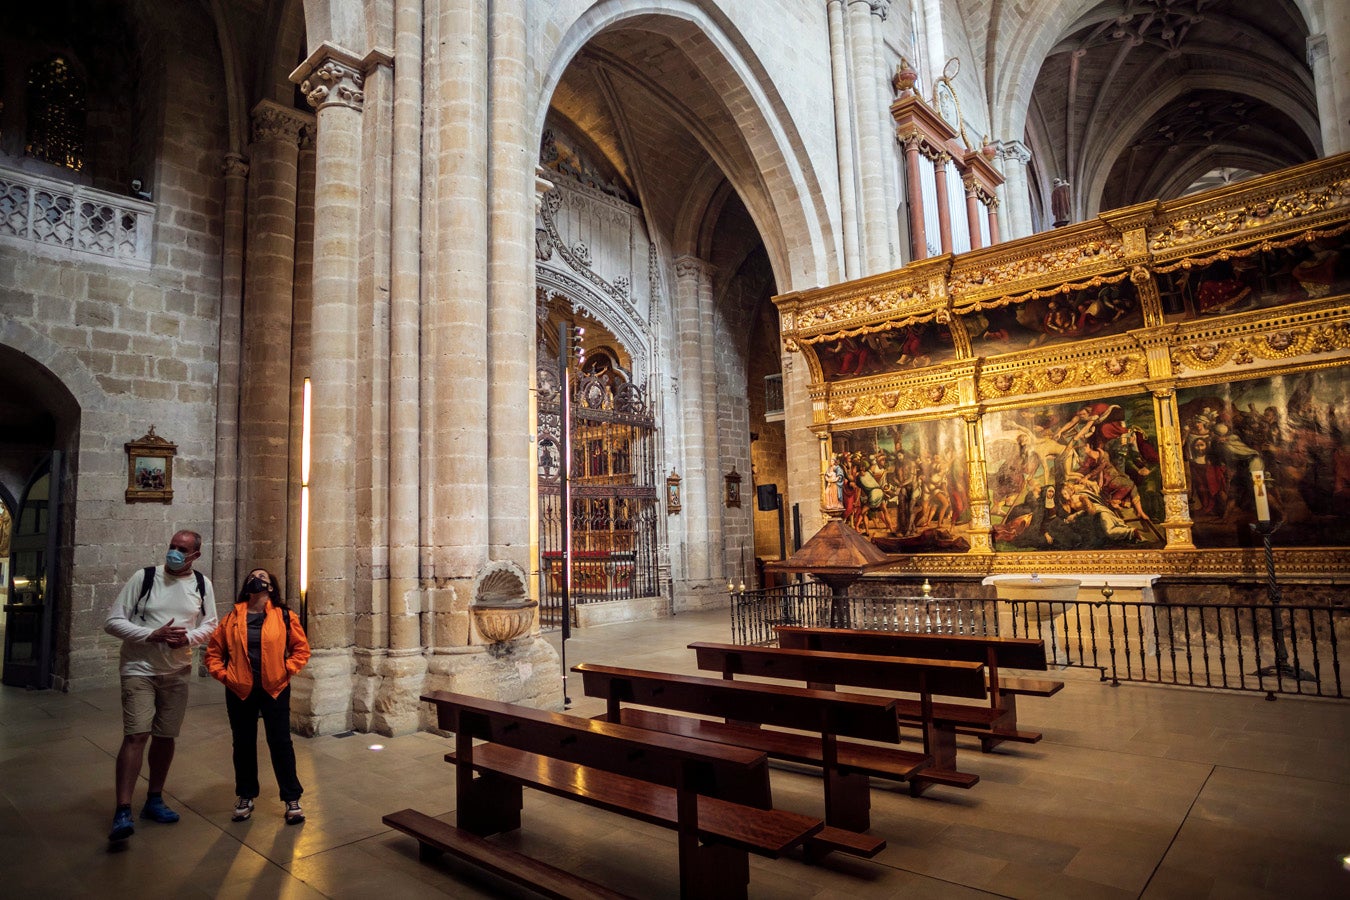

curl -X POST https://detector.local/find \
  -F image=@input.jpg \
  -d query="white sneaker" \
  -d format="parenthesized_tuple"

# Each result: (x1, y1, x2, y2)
(284, 799, 305, 825)
(231, 797, 254, 821)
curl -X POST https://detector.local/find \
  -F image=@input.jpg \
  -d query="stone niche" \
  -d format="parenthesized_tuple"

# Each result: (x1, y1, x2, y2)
(422, 561, 564, 730)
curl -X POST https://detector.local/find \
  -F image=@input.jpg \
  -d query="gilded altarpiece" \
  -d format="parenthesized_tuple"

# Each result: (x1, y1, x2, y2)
(776, 154, 1350, 577)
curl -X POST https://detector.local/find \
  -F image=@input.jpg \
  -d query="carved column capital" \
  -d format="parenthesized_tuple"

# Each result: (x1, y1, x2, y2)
(222, 153, 249, 179)
(674, 256, 716, 281)
(869, 0, 890, 19)
(1307, 32, 1329, 66)
(291, 42, 373, 112)
(995, 139, 1032, 166)
(251, 99, 311, 146)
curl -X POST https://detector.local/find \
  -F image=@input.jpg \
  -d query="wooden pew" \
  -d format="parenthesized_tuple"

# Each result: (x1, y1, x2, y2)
(776, 626, 1064, 751)
(688, 642, 993, 796)
(391, 690, 823, 900)
(574, 662, 928, 852)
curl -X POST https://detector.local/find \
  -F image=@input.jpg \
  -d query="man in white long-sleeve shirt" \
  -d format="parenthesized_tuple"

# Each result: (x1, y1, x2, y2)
(103, 529, 217, 842)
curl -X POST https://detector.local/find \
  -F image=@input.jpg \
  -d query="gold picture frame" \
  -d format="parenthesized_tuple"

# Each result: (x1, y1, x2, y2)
(725, 469, 742, 508)
(666, 470, 682, 514)
(125, 426, 176, 504)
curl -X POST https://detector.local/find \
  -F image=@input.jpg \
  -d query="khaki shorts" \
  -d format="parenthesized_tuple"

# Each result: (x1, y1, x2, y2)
(121, 673, 190, 738)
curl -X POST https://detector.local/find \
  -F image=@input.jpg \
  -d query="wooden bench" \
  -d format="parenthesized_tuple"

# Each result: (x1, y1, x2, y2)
(574, 662, 929, 851)
(688, 642, 993, 796)
(776, 626, 1064, 751)
(400, 690, 824, 900)
(384, 808, 632, 900)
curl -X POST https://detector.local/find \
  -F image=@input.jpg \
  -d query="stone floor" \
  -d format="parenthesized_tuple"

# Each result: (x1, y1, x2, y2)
(3, 607, 1348, 899)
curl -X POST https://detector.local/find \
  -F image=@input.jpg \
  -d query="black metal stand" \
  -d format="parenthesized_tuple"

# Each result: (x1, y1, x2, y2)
(1250, 521, 1314, 688)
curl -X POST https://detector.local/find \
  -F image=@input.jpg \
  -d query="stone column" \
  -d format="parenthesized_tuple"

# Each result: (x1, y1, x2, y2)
(846, 0, 885, 272)
(1308, 33, 1343, 156)
(291, 43, 367, 734)
(239, 100, 305, 583)
(211, 153, 247, 594)
(866, 0, 902, 268)
(826, 0, 860, 278)
(932, 152, 952, 255)
(673, 257, 712, 581)
(487, 0, 533, 567)
(426, 0, 489, 656)
(287, 129, 315, 616)
(995, 140, 1033, 239)
(369, 0, 426, 736)
(696, 260, 725, 583)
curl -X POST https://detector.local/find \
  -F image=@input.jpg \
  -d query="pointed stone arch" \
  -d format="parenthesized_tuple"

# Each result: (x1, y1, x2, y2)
(534, 1, 839, 292)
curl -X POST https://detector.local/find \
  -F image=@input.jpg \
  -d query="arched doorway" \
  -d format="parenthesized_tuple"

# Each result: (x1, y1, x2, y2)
(0, 344, 78, 690)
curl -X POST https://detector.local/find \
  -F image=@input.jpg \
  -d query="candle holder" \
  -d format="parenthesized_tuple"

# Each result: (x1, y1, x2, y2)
(1249, 520, 1314, 685)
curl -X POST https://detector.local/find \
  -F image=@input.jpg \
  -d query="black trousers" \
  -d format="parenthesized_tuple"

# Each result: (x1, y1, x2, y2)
(225, 683, 303, 802)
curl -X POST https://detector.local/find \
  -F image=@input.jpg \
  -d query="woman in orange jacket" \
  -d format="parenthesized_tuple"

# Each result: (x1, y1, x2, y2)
(205, 568, 311, 824)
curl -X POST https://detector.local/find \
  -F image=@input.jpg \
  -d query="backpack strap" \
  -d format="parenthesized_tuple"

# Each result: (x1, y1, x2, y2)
(133, 566, 155, 621)
(133, 566, 207, 621)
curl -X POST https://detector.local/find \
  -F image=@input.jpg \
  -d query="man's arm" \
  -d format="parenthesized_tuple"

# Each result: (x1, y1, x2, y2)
(185, 578, 219, 646)
(104, 574, 154, 643)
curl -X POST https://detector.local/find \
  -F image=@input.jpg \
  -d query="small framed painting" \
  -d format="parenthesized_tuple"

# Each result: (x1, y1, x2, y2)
(725, 469, 742, 508)
(666, 471, 682, 514)
(125, 426, 176, 503)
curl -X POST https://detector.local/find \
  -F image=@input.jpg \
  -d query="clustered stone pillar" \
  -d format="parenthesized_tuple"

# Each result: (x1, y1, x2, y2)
(378, 0, 426, 737)
(826, 0, 861, 279)
(426, 0, 489, 653)
(845, 0, 897, 273)
(291, 43, 366, 734)
(212, 154, 248, 592)
(239, 100, 306, 583)
(673, 257, 713, 581)
(286, 129, 315, 610)
(487, 0, 533, 570)
(995, 141, 1033, 239)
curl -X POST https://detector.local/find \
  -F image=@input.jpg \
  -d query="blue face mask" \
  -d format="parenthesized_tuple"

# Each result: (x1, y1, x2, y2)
(166, 549, 188, 570)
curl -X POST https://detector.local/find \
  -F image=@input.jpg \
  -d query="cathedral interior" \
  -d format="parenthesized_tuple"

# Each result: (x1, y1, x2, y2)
(1, 0, 1349, 894)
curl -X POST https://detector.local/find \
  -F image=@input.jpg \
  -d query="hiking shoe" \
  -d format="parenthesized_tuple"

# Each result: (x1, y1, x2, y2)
(140, 796, 180, 824)
(109, 808, 135, 841)
(231, 797, 254, 822)
(284, 800, 305, 825)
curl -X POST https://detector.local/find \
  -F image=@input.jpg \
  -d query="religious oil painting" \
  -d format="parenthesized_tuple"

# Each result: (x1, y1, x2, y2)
(815, 322, 957, 381)
(1177, 370, 1350, 548)
(1156, 230, 1350, 320)
(828, 419, 971, 554)
(983, 394, 1164, 552)
(960, 279, 1142, 356)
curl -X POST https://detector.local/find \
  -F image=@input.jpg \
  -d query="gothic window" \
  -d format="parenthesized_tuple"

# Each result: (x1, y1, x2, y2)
(25, 56, 86, 172)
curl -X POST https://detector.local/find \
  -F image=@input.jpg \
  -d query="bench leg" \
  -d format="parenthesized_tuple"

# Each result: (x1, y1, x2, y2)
(823, 768, 870, 832)
(458, 773, 522, 837)
(910, 724, 959, 798)
(680, 840, 748, 900)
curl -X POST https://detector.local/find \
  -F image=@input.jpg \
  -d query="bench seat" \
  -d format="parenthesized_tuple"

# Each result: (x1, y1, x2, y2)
(612, 707, 929, 783)
(446, 743, 823, 857)
(383, 807, 632, 900)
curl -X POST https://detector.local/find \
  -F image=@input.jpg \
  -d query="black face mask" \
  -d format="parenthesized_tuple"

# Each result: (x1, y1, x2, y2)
(244, 576, 268, 596)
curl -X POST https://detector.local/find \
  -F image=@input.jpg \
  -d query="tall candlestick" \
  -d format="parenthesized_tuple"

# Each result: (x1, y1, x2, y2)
(1250, 457, 1271, 522)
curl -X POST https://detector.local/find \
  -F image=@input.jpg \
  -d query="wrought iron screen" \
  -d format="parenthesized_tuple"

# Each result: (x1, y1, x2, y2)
(537, 366, 661, 626)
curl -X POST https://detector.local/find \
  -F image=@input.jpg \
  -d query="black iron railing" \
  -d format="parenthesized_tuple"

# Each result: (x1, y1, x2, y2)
(730, 585, 1348, 700)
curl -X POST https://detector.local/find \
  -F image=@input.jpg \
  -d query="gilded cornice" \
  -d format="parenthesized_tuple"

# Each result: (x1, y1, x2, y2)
(861, 548, 1350, 578)
(1147, 162, 1350, 261)
(776, 152, 1350, 431)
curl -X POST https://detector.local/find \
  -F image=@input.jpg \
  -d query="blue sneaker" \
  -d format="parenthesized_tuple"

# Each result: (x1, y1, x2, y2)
(109, 808, 135, 841)
(140, 796, 180, 824)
